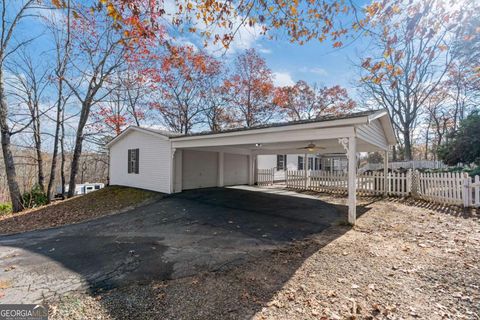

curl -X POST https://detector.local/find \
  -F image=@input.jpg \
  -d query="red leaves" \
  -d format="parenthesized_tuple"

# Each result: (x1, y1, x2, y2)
(93, 105, 128, 135)
(274, 81, 355, 121)
(222, 49, 275, 127)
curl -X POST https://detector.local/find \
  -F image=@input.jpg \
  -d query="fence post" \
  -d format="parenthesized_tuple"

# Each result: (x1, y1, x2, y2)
(463, 173, 471, 207)
(410, 170, 418, 197)
(383, 150, 388, 196)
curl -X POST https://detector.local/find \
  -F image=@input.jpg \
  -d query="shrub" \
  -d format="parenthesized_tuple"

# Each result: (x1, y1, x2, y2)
(22, 185, 48, 209)
(0, 203, 12, 216)
(417, 166, 480, 178)
(466, 167, 480, 178)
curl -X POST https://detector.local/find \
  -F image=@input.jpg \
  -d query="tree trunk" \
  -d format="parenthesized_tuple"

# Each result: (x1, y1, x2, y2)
(424, 120, 431, 160)
(46, 87, 63, 202)
(392, 145, 397, 162)
(60, 107, 66, 200)
(68, 100, 91, 198)
(68, 132, 84, 198)
(33, 117, 44, 191)
(0, 72, 22, 212)
(35, 139, 44, 190)
(403, 128, 413, 161)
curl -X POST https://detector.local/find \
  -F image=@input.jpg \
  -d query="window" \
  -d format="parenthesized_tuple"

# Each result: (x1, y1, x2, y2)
(276, 154, 287, 170)
(128, 149, 139, 174)
(314, 157, 321, 170)
(297, 156, 304, 170)
(308, 157, 314, 170)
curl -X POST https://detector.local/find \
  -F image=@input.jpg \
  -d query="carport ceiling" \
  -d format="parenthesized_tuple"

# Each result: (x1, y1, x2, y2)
(181, 139, 384, 155)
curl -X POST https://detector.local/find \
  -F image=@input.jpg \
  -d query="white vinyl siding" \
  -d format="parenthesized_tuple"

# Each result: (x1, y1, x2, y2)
(109, 130, 172, 193)
(356, 119, 388, 150)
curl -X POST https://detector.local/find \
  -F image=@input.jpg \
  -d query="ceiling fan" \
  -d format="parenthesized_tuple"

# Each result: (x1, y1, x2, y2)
(297, 142, 325, 152)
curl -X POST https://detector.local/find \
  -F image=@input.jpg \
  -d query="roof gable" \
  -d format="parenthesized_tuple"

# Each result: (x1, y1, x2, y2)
(105, 126, 178, 148)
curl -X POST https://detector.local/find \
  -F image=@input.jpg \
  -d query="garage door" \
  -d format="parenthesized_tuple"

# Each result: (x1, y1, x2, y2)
(182, 150, 218, 190)
(224, 153, 249, 186)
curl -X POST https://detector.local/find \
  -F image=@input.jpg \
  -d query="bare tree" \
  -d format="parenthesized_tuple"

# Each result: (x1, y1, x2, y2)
(64, 9, 126, 197)
(358, 1, 461, 161)
(424, 90, 452, 160)
(0, 0, 40, 211)
(121, 70, 147, 127)
(7, 52, 50, 191)
(44, 0, 72, 201)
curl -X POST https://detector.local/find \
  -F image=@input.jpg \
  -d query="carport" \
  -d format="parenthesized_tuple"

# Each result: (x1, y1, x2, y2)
(170, 109, 396, 224)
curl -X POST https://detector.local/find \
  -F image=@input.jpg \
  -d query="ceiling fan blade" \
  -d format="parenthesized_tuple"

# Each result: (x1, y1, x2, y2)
(296, 146, 326, 150)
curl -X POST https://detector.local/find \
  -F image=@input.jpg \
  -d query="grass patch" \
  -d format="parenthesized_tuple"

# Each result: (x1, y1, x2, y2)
(0, 186, 161, 235)
(0, 203, 12, 216)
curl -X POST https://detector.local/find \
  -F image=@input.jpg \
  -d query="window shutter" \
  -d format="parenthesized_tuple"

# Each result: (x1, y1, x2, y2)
(135, 149, 139, 174)
(128, 150, 132, 173)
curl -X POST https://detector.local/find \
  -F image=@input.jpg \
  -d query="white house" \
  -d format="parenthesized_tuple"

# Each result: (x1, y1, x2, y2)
(106, 109, 396, 224)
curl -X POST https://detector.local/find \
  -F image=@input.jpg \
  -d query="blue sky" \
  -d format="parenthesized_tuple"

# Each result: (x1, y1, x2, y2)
(255, 37, 370, 90)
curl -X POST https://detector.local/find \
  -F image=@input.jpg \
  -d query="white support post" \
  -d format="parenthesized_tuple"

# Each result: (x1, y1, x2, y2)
(304, 153, 308, 189)
(348, 137, 357, 224)
(218, 151, 224, 187)
(248, 153, 255, 185)
(383, 150, 388, 196)
(172, 148, 183, 193)
(339, 137, 357, 225)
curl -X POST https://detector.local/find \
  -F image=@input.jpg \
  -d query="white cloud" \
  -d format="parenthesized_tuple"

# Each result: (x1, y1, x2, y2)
(202, 18, 265, 57)
(171, 37, 199, 51)
(273, 72, 295, 87)
(258, 47, 272, 54)
(300, 66, 329, 76)
(310, 67, 329, 76)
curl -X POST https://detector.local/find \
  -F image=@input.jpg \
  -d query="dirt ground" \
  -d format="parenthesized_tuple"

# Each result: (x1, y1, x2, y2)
(46, 193, 480, 320)
(0, 186, 160, 235)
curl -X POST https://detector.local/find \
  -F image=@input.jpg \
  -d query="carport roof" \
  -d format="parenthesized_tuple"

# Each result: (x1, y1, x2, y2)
(171, 109, 383, 138)
(107, 109, 396, 149)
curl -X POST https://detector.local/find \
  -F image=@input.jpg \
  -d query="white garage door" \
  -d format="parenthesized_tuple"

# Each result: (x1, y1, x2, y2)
(182, 150, 218, 190)
(224, 153, 249, 186)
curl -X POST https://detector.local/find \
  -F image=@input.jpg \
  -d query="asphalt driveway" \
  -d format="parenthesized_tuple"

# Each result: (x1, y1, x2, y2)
(0, 186, 345, 303)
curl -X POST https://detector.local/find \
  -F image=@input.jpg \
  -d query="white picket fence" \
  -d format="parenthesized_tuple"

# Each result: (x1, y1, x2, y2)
(257, 168, 275, 186)
(285, 170, 411, 197)
(415, 172, 480, 207)
(415, 172, 465, 205)
(468, 176, 480, 207)
(274, 169, 480, 208)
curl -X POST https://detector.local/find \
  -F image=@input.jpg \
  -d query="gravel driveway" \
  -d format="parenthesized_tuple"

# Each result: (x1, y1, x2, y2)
(0, 186, 344, 303)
